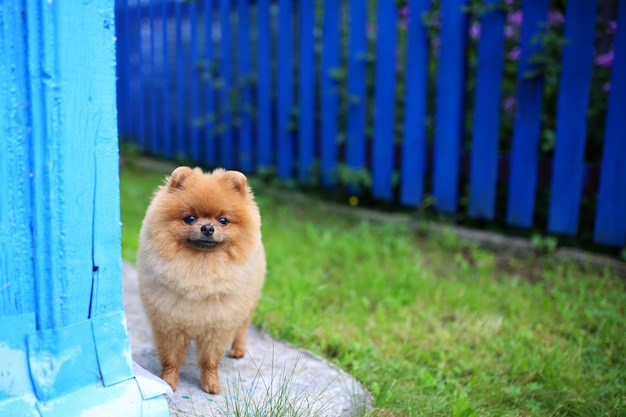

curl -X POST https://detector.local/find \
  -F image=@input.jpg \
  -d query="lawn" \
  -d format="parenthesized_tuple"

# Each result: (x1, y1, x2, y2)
(120, 157, 626, 417)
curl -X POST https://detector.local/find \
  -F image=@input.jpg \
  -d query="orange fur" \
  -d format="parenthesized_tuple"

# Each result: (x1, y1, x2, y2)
(137, 167, 266, 394)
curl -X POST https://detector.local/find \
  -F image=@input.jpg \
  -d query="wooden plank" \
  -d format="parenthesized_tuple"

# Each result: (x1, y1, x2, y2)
(345, 0, 367, 188)
(372, 1, 398, 200)
(189, 1, 201, 160)
(277, 0, 293, 178)
(25, 0, 119, 328)
(203, 0, 215, 165)
(219, 0, 234, 167)
(148, 1, 158, 154)
(506, 0, 549, 227)
(594, 1, 626, 247)
(0, 1, 35, 317)
(162, 0, 173, 157)
(298, 0, 316, 181)
(432, 0, 468, 212)
(135, 0, 146, 149)
(175, 0, 185, 156)
(114, 0, 131, 142)
(467, 0, 505, 219)
(547, 0, 598, 235)
(238, 0, 253, 172)
(256, 0, 273, 169)
(320, 0, 341, 186)
(400, 0, 431, 206)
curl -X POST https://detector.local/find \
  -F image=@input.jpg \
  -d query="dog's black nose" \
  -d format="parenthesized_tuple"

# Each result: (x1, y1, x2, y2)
(201, 224, 215, 236)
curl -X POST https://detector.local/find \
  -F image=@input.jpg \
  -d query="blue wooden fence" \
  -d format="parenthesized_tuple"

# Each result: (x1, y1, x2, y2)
(115, 0, 626, 248)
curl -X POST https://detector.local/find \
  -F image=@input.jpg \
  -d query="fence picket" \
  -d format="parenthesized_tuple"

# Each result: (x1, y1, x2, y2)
(256, 0, 272, 169)
(238, 0, 253, 171)
(345, 0, 367, 189)
(219, 0, 234, 167)
(468, 0, 505, 219)
(277, 0, 294, 179)
(506, 0, 549, 227)
(203, 0, 215, 165)
(189, 2, 201, 159)
(320, 0, 341, 186)
(372, 1, 398, 200)
(161, 1, 172, 157)
(298, 0, 316, 181)
(594, 2, 626, 247)
(400, 0, 431, 206)
(547, 0, 598, 235)
(433, 0, 468, 212)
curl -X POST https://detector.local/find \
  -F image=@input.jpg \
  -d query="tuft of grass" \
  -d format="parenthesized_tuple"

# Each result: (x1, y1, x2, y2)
(120, 157, 626, 417)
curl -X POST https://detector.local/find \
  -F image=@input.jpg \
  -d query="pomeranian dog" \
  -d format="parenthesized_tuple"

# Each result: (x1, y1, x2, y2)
(137, 166, 265, 394)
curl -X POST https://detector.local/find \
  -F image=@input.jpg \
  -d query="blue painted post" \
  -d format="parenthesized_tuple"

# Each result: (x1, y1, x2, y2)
(547, 0, 598, 235)
(135, 0, 146, 150)
(256, 0, 273, 169)
(320, 0, 341, 186)
(594, 1, 626, 247)
(345, 0, 367, 190)
(372, 1, 398, 200)
(238, 0, 253, 172)
(468, 0, 505, 219)
(432, 0, 468, 212)
(298, 0, 316, 181)
(277, 0, 294, 179)
(1, 1, 170, 414)
(506, 0, 549, 227)
(400, 0, 431, 206)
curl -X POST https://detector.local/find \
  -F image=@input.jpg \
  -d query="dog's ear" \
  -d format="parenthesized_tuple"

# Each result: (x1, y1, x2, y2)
(223, 170, 248, 194)
(168, 166, 196, 190)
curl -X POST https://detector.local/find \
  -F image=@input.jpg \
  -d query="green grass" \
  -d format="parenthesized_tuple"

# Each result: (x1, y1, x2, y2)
(121, 157, 626, 417)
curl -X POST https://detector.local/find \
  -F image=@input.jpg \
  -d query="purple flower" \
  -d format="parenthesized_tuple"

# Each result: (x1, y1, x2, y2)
(606, 20, 617, 35)
(548, 11, 564, 26)
(603, 82, 611, 93)
(502, 96, 516, 114)
(469, 22, 481, 39)
(507, 10, 523, 27)
(508, 46, 520, 61)
(595, 50, 614, 67)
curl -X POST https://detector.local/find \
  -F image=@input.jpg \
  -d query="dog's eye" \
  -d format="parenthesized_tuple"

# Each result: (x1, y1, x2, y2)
(218, 216, 229, 226)
(183, 215, 197, 225)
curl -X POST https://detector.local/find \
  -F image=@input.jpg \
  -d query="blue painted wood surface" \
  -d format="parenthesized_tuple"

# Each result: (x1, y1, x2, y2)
(2, 0, 171, 414)
(219, 0, 234, 167)
(321, 0, 341, 186)
(277, 0, 294, 179)
(433, 0, 468, 212)
(345, 0, 367, 187)
(256, 0, 273, 169)
(468, 0, 505, 219)
(400, 0, 431, 206)
(190, 1, 201, 161)
(547, 0, 598, 235)
(298, 0, 316, 181)
(506, 0, 550, 227)
(594, 2, 626, 247)
(372, 1, 398, 200)
(203, 0, 216, 165)
(162, 0, 173, 157)
(238, 0, 253, 171)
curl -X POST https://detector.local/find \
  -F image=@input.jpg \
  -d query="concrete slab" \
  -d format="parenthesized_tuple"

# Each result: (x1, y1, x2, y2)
(123, 262, 372, 416)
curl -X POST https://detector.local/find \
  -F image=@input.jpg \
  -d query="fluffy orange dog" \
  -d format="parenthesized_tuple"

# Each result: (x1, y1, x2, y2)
(137, 166, 265, 394)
